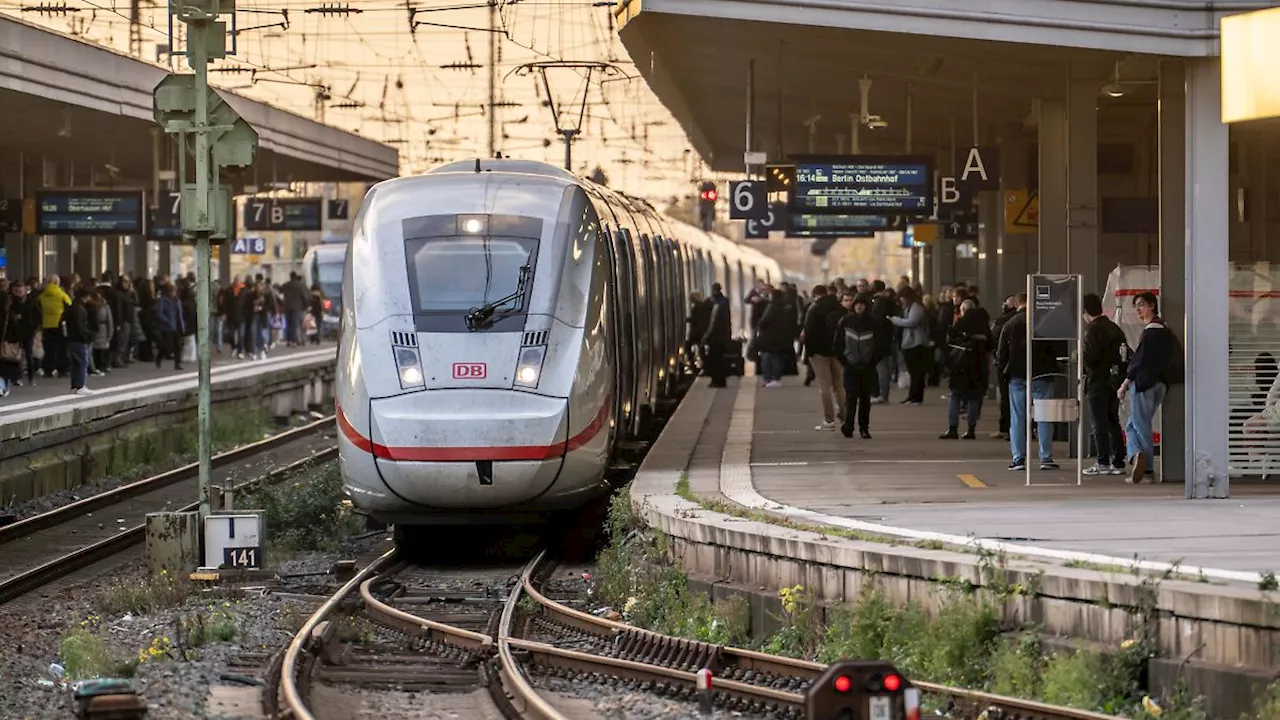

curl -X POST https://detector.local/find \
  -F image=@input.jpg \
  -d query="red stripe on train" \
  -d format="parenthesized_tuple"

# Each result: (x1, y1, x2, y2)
(336, 399, 609, 462)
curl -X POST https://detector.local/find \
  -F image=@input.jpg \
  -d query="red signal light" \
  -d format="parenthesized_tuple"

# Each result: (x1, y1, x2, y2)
(833, 675, 852, 693)
(323, 299, 332, 311)
(706, 189, 718, 202)
(883, 674, 902, 692)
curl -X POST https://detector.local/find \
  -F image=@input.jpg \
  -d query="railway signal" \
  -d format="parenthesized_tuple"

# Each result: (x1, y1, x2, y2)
(697, 180, 717, 231)
(805, 660, 919, 720)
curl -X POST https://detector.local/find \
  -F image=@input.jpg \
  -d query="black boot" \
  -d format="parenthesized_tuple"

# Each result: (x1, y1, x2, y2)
(962, 427, 977, 440)
(859, 429, 871, 439)
(939, 429, 959, 439)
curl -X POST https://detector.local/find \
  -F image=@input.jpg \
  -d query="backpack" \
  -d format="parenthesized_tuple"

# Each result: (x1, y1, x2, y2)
(843, 327, 877, 367)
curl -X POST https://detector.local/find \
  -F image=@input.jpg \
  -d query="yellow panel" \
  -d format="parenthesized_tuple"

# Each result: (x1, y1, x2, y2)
(1004, 189, 1038, 235)
(615, 0, 643, 30)
(1222, 7, 1280, 123)
(911, 223, 938, 245)
(957, 473, 987, 489)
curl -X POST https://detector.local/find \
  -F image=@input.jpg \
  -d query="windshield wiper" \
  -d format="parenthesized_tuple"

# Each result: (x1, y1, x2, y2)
(465, 265, 530, 331)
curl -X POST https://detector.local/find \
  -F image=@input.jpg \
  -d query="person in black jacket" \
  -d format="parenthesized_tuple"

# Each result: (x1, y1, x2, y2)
(989, 296, 1018, 439)
(65, 283, 94, 394)
(940, 300, 992, 439)
(834, 292, 887, 439)
(703, 283, 732, 388)
(684, 291, 710, 373)
(1081, 293, 1130, 476)
(756, 288, 794, 387)
(1119, 292, 1177, 484)
(802, 285, 847, 430)
(996, 293, 1063, 471)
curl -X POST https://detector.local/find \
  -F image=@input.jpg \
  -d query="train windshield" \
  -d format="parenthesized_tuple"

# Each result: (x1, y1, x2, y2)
(314, 260, 343, 299)
(405, 235, 537, 318)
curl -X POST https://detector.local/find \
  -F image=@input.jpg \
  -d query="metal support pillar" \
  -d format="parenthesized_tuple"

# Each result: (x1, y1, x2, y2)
(154, 130, 171, 279)
(1036, 98, 1068, 274)
(1067, 75, 1099, 293)
(1183, 58, 1230, 497)
(998, 133, 1031, 303)
(1159, 60, 1187, 487)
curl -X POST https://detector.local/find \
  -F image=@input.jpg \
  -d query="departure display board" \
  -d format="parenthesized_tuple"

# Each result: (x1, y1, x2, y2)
(789, 155, 933, 214)
(787, 213, 888, 237)
(36, 190, 144, 235)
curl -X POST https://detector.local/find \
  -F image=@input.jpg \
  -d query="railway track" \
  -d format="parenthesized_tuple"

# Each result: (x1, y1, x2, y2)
(280, 549, 1125, 720)
(0, 416, 337, 605)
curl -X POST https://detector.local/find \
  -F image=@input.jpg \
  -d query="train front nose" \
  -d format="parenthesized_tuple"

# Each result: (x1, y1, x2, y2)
(367, 389, 568, 509)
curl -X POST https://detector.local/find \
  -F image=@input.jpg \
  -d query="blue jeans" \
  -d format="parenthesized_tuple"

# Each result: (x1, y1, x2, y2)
(69, 341, 88, 390)
(948, 390, 983, 431)
(1126, 383, 1166, 462)
(1010, 378, 1055, 463)
(875, 356, 893, 400)
(760, 352, 783, 382)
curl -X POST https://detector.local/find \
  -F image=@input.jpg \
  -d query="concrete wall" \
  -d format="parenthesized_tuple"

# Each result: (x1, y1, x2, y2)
(0, 359, 335, 505)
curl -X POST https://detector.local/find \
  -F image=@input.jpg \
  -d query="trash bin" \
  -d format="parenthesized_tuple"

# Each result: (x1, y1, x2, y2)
(1034, 398, 1080, 423)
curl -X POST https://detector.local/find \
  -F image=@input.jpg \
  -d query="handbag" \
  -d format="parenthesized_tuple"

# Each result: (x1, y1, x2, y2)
(0, 309, 19, 363)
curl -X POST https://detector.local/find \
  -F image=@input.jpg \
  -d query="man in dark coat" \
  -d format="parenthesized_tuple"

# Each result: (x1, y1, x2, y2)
(940, 300, 993, 439)
(802, 285, 847, 429)
(1081, 293, 1130, 476)
(703, 283, 732, 388)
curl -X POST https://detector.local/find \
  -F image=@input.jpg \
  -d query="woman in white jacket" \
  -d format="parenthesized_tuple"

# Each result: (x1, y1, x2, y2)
(888, 286, 932, 405)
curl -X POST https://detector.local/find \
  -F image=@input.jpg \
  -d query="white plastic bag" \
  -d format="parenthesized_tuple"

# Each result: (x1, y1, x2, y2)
(897, 373, 910, 390)
(183, 335, 197, 363)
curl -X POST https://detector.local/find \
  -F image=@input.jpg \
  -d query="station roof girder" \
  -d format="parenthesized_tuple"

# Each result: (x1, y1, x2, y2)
(616, 7, 1174, 172)
(617, 0, 1280, 57)
(0, 14, 397, 183)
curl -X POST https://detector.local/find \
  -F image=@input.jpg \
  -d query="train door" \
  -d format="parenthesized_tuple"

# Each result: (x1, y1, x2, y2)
(584, 187, 639, 443)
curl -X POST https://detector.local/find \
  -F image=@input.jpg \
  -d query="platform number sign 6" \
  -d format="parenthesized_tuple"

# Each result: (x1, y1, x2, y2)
(729, 180, 767, 220)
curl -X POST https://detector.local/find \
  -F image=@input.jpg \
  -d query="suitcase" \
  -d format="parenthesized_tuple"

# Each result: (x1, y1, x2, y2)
(725, 339, 745, 377)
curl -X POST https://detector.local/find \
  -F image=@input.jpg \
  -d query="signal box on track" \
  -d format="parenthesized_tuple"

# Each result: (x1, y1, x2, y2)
(805, 660, 920, 720)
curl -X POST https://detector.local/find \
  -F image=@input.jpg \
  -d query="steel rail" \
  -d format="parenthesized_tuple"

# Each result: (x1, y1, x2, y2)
(518, 554, 1125, 720)
(359, 573, 494, 651)
(0, 446, 337, 605)
(0, 415, 337, 547)
(280, 548, 397, 720)
(498, 551, 573, 720)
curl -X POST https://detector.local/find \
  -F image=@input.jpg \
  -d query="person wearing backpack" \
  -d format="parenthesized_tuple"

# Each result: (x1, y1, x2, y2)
(1081, 293, 1130, 476)
(833, 292, 888, 439)
(1118, 292, 1182, 484)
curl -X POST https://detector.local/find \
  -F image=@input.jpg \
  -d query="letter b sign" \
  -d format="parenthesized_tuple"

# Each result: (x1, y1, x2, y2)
(729, 181, 768, 220)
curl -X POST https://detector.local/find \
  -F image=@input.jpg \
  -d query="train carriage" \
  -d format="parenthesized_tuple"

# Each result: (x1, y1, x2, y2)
(336, 159, 781, 528)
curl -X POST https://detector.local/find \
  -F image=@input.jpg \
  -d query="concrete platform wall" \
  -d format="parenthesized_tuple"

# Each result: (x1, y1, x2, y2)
(0, 358, 335, 505)
(632, 383, 1280, 716)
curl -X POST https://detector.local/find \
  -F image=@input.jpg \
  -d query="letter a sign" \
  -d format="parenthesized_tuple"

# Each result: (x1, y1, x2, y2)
(955, 147, 1001, 191)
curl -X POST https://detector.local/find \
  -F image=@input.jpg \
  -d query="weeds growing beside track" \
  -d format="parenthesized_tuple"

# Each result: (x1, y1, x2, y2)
(238, 460, 362, 556)
(610, 485, 1280, 719)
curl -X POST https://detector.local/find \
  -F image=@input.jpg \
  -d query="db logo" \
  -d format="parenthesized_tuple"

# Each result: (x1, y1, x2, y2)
(452, 362, 487, 379)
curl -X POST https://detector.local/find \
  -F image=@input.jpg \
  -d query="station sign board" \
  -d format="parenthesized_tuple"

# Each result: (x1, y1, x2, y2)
(36, 190, 145, 236)
(745, 203, 786, 239)
(1, 198, 21, 233)
(327, 198, 350, 220)
(729, 180, 768, 220)
(149, 191, 183, 240)
(788, 155, 933, 215)
(243, 197, 323, 231)
(231, 237, 268, 255)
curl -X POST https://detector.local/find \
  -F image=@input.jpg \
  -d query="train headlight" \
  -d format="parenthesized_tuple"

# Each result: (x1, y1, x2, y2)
(514, 345, 546, 388)
(394, 346, 425, 389)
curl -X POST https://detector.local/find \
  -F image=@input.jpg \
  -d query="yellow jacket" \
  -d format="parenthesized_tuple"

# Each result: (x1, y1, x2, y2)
(39, 284, 71, 329)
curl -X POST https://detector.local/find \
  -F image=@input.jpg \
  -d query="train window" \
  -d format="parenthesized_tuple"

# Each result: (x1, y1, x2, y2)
(403, 235, 537, 328)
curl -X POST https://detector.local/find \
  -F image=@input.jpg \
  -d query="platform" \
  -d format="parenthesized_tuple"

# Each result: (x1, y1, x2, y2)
(685, 376, 1280, 579)
(0, 343, 337, 504)
(0, 342, 334, 420)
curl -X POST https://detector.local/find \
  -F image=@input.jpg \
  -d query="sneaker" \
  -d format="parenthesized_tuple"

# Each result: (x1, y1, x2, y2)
(1083, 464, 1110, 476)
(1127, 453, 1146, 484)
(939, 431, 959, 440)
(870, 397, 886, 405)
(990, 431, 1007, 439)
(961, 430, 976, 440)
(816, 421, 836, 431)
(72, 387, 94, 395)
(765, 380, 782, 388)
(859, 430, 872, 439)
(1109, 465, 1126, 476)
(1009, 459, 1026, 471)
(1040, 460, 1060, 470)
(905, 400, 922, 406)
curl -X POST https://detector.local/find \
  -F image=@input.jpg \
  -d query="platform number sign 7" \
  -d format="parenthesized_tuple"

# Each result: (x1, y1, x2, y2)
(328, 199, 349, 220)
(729, 180, 768, 220)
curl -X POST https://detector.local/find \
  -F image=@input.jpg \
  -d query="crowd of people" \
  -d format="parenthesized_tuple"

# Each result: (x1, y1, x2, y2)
(0, 270, 330, 397)
(686, 276, 1183, 485)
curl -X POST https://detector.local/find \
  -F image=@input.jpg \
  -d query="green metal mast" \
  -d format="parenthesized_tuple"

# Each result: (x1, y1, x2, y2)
(155, 0, 258, 527)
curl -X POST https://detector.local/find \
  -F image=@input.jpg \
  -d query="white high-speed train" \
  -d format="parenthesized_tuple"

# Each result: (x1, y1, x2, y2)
(335, 159, 782, 529)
